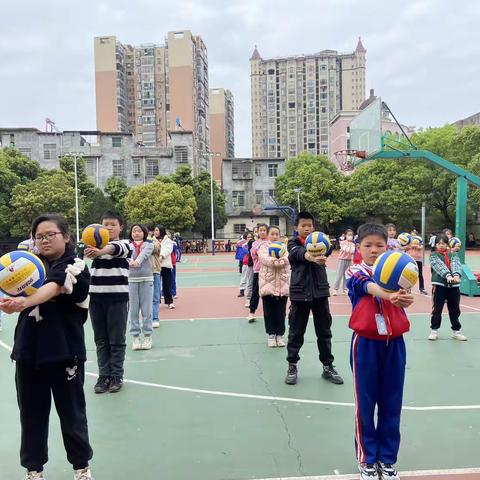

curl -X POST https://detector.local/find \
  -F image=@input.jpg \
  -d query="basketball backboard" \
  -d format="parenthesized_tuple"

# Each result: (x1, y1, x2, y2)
(349, 97, 382, 157)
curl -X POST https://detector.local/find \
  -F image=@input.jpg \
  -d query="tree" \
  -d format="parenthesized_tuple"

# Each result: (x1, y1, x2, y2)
(9, 170, 77, 237)
(104, 176, 130, 215)
(82, 188, 116, 226)
(1, 147, 41, 182)
(124, 180, 196, 231)
(275, 152, 347, 231)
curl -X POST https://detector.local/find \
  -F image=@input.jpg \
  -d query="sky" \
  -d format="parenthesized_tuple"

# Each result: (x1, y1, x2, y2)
(1, 0, 479, 157)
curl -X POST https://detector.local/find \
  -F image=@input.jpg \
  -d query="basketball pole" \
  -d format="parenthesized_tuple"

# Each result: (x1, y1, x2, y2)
(209, 154, 215, 256)
(72, 153, 81, 244)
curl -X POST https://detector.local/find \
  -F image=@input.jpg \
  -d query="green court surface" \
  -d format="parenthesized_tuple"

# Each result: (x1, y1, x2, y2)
(0, 254, 480, 479)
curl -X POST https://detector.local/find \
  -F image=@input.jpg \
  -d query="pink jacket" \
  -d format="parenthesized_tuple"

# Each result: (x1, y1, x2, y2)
(338, 240, 355, 260)
(258, 243, 290, 297)
(251, 239, 269, 273)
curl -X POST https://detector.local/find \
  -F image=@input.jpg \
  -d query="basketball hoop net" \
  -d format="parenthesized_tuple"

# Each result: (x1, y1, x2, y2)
(334, 149, 366, 173)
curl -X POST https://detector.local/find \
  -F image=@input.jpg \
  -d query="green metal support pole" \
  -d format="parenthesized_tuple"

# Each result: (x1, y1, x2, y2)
(455, 176, 467, 264)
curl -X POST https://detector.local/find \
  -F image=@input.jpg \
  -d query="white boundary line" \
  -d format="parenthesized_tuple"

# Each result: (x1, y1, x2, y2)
(412, 291, 480, 313)
(1, 338, 480, 412)
(254, 467, 480, 480)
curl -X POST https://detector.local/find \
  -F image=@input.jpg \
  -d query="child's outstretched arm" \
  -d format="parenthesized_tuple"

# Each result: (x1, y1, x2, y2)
(0, 282, 61, 313)
(366, 283, 414, 308)
(430, 253, 453, 281)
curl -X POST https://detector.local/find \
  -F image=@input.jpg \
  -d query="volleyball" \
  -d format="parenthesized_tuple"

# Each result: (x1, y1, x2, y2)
(81, 224, 110, 249)
(17, 239, 32, 251)
(449, 237, 461, 249)
(268, 242, 286, 259)
(410, 235, 423, 247)
(397, 232, 412, 247)
(305, 232, 331, 256)
(373, 250, 419, 292)
(0, 251, 46, 297)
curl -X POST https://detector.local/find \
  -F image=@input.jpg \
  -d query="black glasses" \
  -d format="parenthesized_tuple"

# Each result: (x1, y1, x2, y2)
(34, 232, 63, 242)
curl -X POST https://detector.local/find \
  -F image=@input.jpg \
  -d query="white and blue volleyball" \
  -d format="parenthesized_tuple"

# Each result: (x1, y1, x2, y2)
(397, 232, 412, 247)
(373, 250, 419, 292)
(410, 235, 423, 247)
(305, 231, 331, 256)
(0, 250, 46, 297)
(268, 242, 286, 259)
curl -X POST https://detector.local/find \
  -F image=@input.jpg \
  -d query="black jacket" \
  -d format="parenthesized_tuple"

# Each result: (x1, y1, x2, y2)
(11, 248, 90, 366)
(288, 237, 330, 302)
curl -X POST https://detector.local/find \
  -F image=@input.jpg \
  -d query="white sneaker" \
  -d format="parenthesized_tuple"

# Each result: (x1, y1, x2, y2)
(152, 320, 160, 328)
(132, 337, 142, 350)
(244, 300, 250, 308)
(428, 330, 438, 341)
(142, 336, 153, 350)
(267, 335, 277, 347)
(168, 303, 175, 309)
(376, 462, 399, 480)
(332, 290, 338, 296)
(358, 463, 379, 480)
(276, 335, 286, 347)
(25, 472, 45, 480)
(452, 331, 468, 341)
(174, 295, 178, 299)
(343, 289, 349, 295)
(74, 468, 95, 480)
(247, 313, 256, 323)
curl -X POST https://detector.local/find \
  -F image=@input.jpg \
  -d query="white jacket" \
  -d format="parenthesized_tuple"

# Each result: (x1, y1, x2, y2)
(160, 235, 174, 269)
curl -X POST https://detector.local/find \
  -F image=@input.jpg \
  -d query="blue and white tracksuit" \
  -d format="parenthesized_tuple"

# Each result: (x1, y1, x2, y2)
(345, 263, 409, 465)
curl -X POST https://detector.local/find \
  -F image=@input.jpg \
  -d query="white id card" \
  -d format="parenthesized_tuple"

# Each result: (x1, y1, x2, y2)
(375, 314, 388, 335)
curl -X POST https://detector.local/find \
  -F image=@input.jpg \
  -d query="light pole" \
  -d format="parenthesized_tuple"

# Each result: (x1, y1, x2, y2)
(70, 152, 82, 243)
(294, 187, 302, 212)
(207, 152, 221, 256)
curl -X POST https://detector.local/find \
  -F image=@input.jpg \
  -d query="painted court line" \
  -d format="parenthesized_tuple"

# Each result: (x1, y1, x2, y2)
(2, 339, 480, 411)
(412, 291, 480, 313)
(255, 467, 480, 480)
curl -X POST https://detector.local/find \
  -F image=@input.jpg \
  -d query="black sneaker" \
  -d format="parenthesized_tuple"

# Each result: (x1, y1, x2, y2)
(109, 376, 123, 393)
(322, 364, 344, 384)
(285, 363, 298, 385)
(420, 289, 428, 295)
(359, 463, 379, 480)
(94, 376, 110, 394)
(237, 290, 245, 297)
(377, 462, 399, 480)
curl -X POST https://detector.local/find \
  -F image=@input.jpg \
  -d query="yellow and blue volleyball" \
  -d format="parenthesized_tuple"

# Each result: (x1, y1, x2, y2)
(305, 231, 331, 256)
(373, 250, 419, 292)
(81, 224, 109, 249)
(397, 232, 412, 247)
(449, 237, 461, 249)
(0, 251, 46, 297)
(17, 239, 32, 251)
(410, 235, 423, 247)
(268, 242, 286, 259)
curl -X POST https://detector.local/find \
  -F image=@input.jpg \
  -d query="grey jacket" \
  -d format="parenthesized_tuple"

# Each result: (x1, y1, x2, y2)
(129, 240, 154, 282)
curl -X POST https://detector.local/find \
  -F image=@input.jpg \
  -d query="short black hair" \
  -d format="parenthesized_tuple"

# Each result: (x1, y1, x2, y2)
(357, 223, 388, 244)
(101, 210, 123, 226)
(295, 211, 315, 226)
(267, 225, 281, 234)
(129, 223, 148, 242)
(385, 223, 396, 229)
(31, 213, 74, 250)
(435, 233, 449, 245)
(146, 224, 154, 232)
(156, 225, 167, 238)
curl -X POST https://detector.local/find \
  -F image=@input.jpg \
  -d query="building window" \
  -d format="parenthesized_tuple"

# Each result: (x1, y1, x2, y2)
(146, 158, 159, 179)
(112, 159, 125, 177)
(270, 216, 280, 226)
(43, 144, 57, 161)
(232, 191, 245, 207)
(234, 223, 247, 235)
(112, 136, 122, 148)
(18, 147, 32, 159)
(255, 190, 263, 205)
(174, 146, 189, 163)
(268, 189, 275, 199)
(255, 164, 262, 176)
(268, 163, 278, 177)
(85, 158, 96, 177)
(132, 158, 141, 176)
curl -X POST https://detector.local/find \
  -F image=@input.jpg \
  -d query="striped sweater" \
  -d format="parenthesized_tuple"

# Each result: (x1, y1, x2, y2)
(90, 240, 132, 302)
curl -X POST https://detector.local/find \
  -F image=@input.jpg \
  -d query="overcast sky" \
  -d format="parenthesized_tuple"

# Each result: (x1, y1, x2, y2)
(1, 0, 479, 156)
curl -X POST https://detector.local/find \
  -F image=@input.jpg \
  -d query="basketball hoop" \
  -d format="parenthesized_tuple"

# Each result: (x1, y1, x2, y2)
(252, 204, 263, 216)
(334, 149, 366, 173)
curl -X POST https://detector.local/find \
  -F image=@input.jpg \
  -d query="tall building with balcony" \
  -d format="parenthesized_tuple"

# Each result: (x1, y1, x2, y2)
(209, 88, 234, 182)
(250, 38, 366, 159)
(94, 31, 210, 175)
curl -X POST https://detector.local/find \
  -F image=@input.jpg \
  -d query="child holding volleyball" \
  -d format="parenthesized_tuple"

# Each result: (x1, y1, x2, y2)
(285, 211, 343, 386)
(84, 211, 132, 394)
(428, 233, 466, 341)
(248, 223, 269, 322)
(332, 228, 355, 295)
(345, 223, 414, 480)
(0, 214, 94, 480)
(258, 225, 290, 347)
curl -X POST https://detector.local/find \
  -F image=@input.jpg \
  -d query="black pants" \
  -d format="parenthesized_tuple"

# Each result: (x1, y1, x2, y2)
(262, 295, 287, 335)
(238, 261, 243, 274)
(16, 362, 93, 472)
(416, 261, 425, 290)
(161, 267, 173, 305)
(431, 285, 461, 331)
(90, 300, 128, 377)
(287, 298, 334, 365)
(249, 273, 260, 314)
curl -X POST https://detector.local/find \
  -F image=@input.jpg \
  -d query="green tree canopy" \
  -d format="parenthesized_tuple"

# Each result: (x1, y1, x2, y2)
(104, 176, 130, 215)
(275, 152, 347, 231)
(124, 179, 196, 231)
